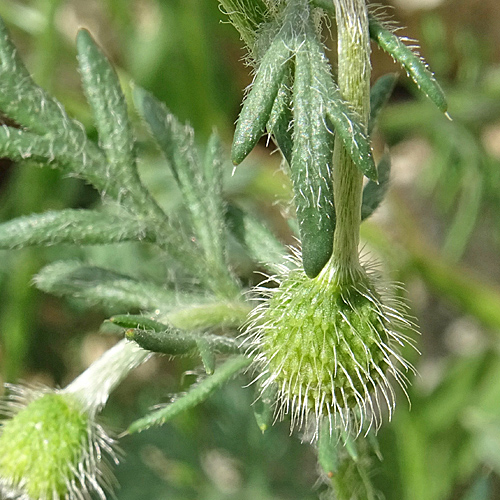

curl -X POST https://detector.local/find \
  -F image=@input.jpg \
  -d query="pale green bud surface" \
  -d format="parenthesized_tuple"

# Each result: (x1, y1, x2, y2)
(264, 271, 388, 406)
(0, 392, 88, 499)
(249, 258, 415, 438)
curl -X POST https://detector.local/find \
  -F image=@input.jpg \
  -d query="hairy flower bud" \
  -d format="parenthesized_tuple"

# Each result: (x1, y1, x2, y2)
(0, 386, 116, 500)
(248, 256, 416, 438)
(0, 340, 151, 500)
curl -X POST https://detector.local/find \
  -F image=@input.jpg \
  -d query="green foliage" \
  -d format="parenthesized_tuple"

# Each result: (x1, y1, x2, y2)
(0, 209, 154, 248)
(1, 1, 500, 499)
(127, 356, 252, 434)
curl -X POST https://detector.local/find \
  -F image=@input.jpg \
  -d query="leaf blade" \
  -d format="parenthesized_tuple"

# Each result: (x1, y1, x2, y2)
(0, 209, 154, 249)
(127, 356, 251, 433)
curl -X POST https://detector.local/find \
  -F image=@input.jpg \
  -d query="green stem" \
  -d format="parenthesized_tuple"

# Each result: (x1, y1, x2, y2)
(330, 0, 371, 285)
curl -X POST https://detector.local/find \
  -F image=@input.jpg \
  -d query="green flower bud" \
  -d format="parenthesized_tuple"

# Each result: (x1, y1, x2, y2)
(0, 340, 151, 499)
(0, 386, 117, 500)
(248, 256, 416, 438)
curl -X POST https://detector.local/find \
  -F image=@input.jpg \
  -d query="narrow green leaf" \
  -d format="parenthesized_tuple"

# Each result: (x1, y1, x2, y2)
(310, 2, 447, 113)
(0, 209, 154, 249)
(111, 315, 243, 357)
(203, 132, 224, 204)
(108, 314, 170, 331)
(369, 16, 448, 114)
(231, 0, 312, 164)
(253, 383, 277, 433)
(0, 125, 102, 180)
(0, 20, 167, 224)
(361, 153, 391, 220)
(127, 356, 251, 433)
(318, 420, 340, 478)
(202, 131, 228, 262)
(126, 327, 196, 356)
(0, 16, 84, 135)
(34, 262, 190, 312)
(294, 13, 376, 181)
(76, 30, 171, 221)
(0, 114, 153, 213)
(76, 29, 136, 179)
(125, 326, 239, 358)
(195, 338, 216, 374)
(134, 86, 198, 186)
(266, 64, 294, 164)
(291, 26, 336, 278)
(231, 30, 292, 165)
(369, 73, 398, 134)
(293, 5, 377, 183)
(325, 82, 377, 181)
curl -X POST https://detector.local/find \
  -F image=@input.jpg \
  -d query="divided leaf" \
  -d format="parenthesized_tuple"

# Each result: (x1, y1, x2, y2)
(134, 87, 238, 297)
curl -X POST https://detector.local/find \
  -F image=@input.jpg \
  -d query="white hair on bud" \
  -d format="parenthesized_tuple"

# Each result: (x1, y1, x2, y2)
(244, 249, 418, 441)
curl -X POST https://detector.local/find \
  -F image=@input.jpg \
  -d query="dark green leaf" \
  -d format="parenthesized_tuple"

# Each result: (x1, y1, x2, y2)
(267, 63, 294, 164)
(361, 153, 391, 220)
(369, 73, 398, 134)
(369, 16, 448, 114)
(231, 28, 292, 165)
(291, 25, 336, 278)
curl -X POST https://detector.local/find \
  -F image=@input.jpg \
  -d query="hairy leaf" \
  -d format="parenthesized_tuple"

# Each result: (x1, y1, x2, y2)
(110, 314, 241, 357)
(127, 356, 251, 433)
(226, 204, 287, 273)
(77, 30, 137, 183)
(369, 16, 448, 114)
(0, 209, 154, 249)
(135, 87, 238, 297)
(34, 262, 191, 312)
(231, 26, 292, 165)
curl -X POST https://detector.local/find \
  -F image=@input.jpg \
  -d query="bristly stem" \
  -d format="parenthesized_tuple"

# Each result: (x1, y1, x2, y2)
(330, 0, 371, 285)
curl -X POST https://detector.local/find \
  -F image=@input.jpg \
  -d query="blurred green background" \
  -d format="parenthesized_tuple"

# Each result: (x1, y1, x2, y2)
(1, 0, 500, 498)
